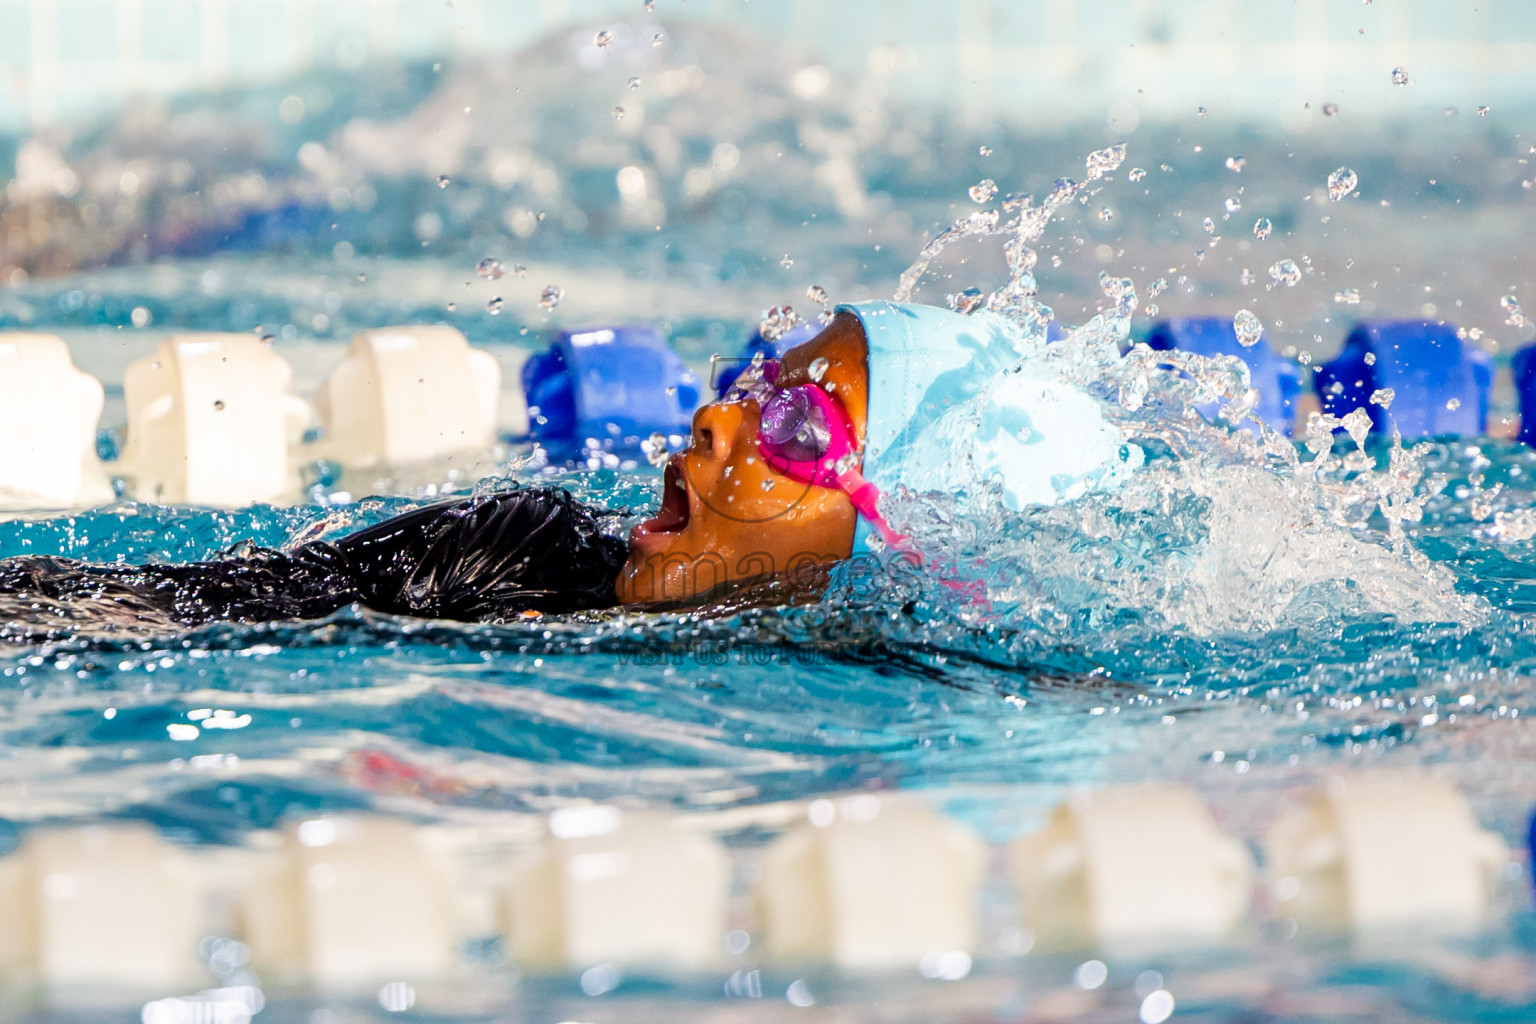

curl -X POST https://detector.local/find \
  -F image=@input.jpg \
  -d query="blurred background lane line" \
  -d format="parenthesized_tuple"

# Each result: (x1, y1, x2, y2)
(8, 0, 1536, 133)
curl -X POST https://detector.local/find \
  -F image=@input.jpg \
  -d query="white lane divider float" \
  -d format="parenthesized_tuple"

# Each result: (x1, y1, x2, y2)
(754, 795, 988, 970)
(0, 332, 113, 509)
(239, 816, 458, 988)
(0, 775, 1519, 997)
(1009, 784, 1254, 952)
(0, 825, 204, 992)
(504, 805, 731, 972)
(313, 325, 504, 468)
(119, 333, 311, 506)
(1266, 773, 1508, 934)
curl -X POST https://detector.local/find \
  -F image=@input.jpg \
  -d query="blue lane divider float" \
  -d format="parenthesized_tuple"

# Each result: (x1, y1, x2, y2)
(1511, 345, 1536, 447)
(1528, 806, 1536, 894)
(1144, 316, 1301, 437)
(1314, 320, 1491, 438)
(522, 325, 700, 441)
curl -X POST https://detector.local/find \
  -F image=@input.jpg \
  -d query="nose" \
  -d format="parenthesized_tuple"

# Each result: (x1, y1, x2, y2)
(690, 399, 754, 461)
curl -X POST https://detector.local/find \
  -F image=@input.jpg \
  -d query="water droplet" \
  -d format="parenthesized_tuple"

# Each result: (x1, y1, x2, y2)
(476, 257, 503, 280)
(1447, 397, 1462, 410)
(644, 432, 669, 468)
(651, 31, 664, 45)
(760, 478, 776, 492)
(486, 296, 503, 315)
(969, 178, 998, 203)
(356, 273, 367, 283)
(1143, 303, 1159, 316)
(436, 175, 451, 188)
(779, 254, 794, 269)
(806, 284, 829, 307)
(1098, 207, 1113, 221)
(1240, 268, 1256, 286)
(1327, 166, 1358, 201)
(643, 0, 655, 10)
(1322, 102, 1339, 116)
(947, 287, 985, 314)
(613, 106, 625, 120)
(1233, 308, 1263, 347)
(1196, 106, 1209, 117)
(1269, 259, 1302, 287)
(1085, 143, 1127, 180)
(1391, 66, 1409, 85)
(1253, 217, 1273, 240)
(1444, 107, 1459, 117)
(1371, 387, 1395, 408)
(1224, 196, 1242, 213)
(1363, 351, 1376, 365)
(1128, 167, 1147, 182)
(540, 285, 564, 311)
(808, 357, 829, 382)
(628, 76, 642, 90)
(1225, 155, 1246, 172)
(213, 399, 226, 411)
(511, 263, 528, 278)
(1502, 294, 1526, 326)
(1477, 105, 1490, 117)
(594, 29, 613, 48)
(979, 146, 993, 156)
(1202, 216, 1216, 234)
(759, 305, 800, 341)
(1335, 287, 1361, 305)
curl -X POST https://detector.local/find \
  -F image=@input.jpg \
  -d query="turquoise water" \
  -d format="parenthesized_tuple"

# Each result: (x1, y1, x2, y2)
(6, 194, 1536, 1021)
(4, 438, 1536, 1020)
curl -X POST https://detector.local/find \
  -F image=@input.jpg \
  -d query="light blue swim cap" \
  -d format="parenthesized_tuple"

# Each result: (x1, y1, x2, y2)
(837, 300, 1142, 553)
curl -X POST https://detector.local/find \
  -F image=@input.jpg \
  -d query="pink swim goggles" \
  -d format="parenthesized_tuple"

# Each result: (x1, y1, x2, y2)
(722, 357, 907, 550)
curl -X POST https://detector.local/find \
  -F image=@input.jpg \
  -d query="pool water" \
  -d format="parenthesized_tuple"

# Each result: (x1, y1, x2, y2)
(6, 346, 1536, 1023)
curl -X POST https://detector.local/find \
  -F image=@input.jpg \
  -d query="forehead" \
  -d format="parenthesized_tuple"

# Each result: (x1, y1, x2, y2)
(777, 313, 865, 380)
(774, 311, 868, 434)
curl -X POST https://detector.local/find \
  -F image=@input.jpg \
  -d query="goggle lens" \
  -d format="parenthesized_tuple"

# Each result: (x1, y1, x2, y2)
(759, 388, 831, 463)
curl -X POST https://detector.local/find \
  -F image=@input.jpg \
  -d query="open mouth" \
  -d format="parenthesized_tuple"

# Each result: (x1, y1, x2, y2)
(631, 454, 691, 542)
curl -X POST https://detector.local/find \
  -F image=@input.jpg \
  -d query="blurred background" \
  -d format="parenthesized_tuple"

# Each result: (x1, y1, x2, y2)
(0, 0, 1533, 399)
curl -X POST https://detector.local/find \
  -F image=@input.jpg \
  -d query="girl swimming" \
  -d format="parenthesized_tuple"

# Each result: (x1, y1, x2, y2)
(0, 302, 1136, 640)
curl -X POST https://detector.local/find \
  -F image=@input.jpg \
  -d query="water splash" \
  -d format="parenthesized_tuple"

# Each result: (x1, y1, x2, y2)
(892, 143, 1126, 318)
(968, 179, 998, 204)
(873, 145, 1479, 638)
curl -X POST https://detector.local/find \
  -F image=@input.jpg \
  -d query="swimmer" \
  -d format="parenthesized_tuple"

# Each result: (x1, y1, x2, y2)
(0, 302, 1137, 641)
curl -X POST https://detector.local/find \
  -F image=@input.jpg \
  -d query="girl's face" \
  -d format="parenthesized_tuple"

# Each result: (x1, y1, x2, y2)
(615, 311, 869, 605)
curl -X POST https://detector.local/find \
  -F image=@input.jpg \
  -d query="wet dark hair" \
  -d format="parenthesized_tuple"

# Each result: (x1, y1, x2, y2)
(0, 489, 629, 643)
